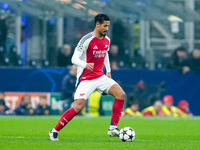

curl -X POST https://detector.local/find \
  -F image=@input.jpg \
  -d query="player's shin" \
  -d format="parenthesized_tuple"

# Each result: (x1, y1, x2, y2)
(54, 107, 78, 132)
(110, 99, 125, 128)
(108, 99, 124, 137)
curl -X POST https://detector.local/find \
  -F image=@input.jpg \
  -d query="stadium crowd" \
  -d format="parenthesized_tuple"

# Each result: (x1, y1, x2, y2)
(0, 91, 51, 115)
(52, 43, 200, 73)
(123, 95, 193, 117)
(0, 89, 192, 117)
(1, 17, 200, 71)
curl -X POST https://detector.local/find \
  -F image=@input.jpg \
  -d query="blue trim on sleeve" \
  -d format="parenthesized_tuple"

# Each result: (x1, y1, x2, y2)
(80, 33, 93, 45)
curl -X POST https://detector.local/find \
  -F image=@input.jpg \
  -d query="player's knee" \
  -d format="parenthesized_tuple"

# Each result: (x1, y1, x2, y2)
(120, 91, 126, 100)
(74, 104, 84, 113)
(116, 91, 126, 100)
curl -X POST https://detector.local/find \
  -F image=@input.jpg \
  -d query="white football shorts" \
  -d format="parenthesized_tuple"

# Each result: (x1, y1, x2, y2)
(74, 75, 117, 100)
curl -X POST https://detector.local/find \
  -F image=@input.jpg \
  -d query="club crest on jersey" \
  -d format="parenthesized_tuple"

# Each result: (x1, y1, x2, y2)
(105, 45, 109, 48)
(93, 45, 98, 49)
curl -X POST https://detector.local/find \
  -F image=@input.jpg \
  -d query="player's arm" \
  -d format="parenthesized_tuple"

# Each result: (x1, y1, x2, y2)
(71, 44, 94, 71)
(104, 52, 111, 78)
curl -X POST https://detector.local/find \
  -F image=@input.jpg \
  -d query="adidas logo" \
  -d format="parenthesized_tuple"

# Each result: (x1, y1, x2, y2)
(93, 45, 98, 49)
(63, 117, 69, 123)
(60, 121, 64, 126)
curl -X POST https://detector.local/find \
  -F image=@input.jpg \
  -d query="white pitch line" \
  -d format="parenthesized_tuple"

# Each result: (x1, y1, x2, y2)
(0, 136, 26, 139)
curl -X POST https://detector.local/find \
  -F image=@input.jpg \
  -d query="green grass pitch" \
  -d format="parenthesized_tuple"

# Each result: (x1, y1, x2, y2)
(0, 116, 200, 150)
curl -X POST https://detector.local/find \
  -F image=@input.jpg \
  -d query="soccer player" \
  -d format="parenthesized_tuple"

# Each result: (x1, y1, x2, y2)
(49, 14, 125, 141)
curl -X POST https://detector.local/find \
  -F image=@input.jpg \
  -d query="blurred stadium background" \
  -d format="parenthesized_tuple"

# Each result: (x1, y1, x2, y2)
(0, 0, 200, 115)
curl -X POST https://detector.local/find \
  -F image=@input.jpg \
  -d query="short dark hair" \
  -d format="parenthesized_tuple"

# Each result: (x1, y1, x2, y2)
(94, 14, 110, 25)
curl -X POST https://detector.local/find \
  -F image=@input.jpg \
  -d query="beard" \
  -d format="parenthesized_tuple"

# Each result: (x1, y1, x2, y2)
(100, 30, 107, 37)
(100, 32, 106, 37)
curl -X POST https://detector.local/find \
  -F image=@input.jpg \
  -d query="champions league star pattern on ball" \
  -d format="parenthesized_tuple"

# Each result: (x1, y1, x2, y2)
(119, 127, 135, 142)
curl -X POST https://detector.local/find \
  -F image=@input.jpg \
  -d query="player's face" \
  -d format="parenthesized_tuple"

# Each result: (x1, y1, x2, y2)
(97, 21, 110, 37)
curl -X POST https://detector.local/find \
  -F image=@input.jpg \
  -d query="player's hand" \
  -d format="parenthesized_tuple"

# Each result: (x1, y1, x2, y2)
(106, 72, 111, 78)
(86, 63, 94, 71)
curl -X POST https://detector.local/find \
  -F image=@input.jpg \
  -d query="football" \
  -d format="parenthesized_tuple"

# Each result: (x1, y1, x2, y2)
(119, 127, 135, 142)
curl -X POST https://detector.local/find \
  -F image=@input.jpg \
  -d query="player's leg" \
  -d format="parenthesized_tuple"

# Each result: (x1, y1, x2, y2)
(96, 75, 125, 137)
(107, 84, 125, 137)
(54, 99, 86, 131)
(49, 99, 86, 141)
(49, 79, 97, 141)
